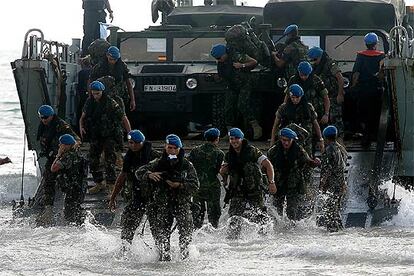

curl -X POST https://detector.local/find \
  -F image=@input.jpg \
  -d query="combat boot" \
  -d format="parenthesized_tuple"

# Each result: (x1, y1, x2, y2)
(88, 181, 105, 194)
(249, 120, 263, 140)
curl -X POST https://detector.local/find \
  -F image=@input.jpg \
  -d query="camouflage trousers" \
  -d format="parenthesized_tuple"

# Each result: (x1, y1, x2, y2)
(227, 194, 268, 239)
(63, 184, 85, 225)
(225, 79, 259, 127)
(191, 186, 221, 229)
(89, 137, 118, 184)
(329, 98, 344, 137)
(274, 190, 305, 221)
(322, 192, 343, 232)
(121, 200, 146, 243)
(147, 196, 193, 261)
(42, 158, 58, 206)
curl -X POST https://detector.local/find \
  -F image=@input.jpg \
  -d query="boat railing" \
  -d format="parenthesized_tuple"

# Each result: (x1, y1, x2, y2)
(21, 29, 79, 63)
(388, 25, 414, 59)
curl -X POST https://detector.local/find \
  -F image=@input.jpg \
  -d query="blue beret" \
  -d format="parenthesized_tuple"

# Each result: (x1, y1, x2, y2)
(284, 24, 298, 35)
(297, 61, 313, 76)
(59, 134, 76, 145)
(38, 105, 55, 117)
(211, 44, 227, 59)
(107, 46, 121, 60)
(166, 134, 183, 148)
(128, 130, 145, 143)
(228, 128, 244, 139)
(90, 80, 105, 91)
(364, 32, 378, 45)
(279, 128, 298, 140)
(323, 125, 338, 138)
(204, 128, 220, 139)
(289, 84, 304, 97)
(308, 47, 324, 60)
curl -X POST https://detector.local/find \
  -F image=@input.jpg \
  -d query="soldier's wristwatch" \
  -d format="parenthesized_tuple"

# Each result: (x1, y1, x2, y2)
(242, 64, 246, 68)
(269, 180, 275, 185)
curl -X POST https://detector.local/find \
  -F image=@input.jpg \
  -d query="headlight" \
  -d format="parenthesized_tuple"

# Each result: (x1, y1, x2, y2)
(129, 78, 136, 89)
(186, 78, 198, 89)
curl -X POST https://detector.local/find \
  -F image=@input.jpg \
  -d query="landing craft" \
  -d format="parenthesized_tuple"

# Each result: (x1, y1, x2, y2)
(9, 0, 414, 227)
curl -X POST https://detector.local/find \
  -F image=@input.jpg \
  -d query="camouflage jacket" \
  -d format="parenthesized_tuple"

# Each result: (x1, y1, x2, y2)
(287, 73, 328, 118)
(224, 140, 267, 197)
(268, 140, 311, 194)
(282, 36, 309, 79)
(83, 94, 125, 139)
(136, 151, 199, 202)
(276, 101, 317, 136)
(188, 143, 224, 191)
(122, 142, 161, 187)
(89, 59, 131, 100)
(37, 116, 79, 159)
(313, 53, 341, 98)
(56, 149, 85, 192)
(320, 141, 347, 194)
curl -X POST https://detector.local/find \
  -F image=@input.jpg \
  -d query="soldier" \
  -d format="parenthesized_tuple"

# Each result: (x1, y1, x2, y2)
(36, 105, 80, 226)
(211, 44, 262, 140)
(271, 24, 308, 79)
(308, 47, 345, 140)
(285, 61, 330, 126)
(219, 128, 276, 239)
(189, 128, 225, 229)
(268, 128, 320, 221)
(271, 84, 324, 155)
(79, 81, 131, 195)
(351, 32, 385, 147)
(109, 130, 160, 245)
(81, 0, 113, 55)
(50, 134, 86, 225)
(136, 134, 199, 261)
(319, 125, 347, 232)
(89, 46, 136, 112)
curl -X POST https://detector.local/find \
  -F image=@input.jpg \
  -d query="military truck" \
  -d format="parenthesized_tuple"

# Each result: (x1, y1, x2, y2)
(107, 1, 275, 137)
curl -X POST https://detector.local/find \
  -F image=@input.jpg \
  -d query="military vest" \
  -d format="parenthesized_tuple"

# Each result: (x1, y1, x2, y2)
(283, 37, 308, 79)
(268, 141, 306, 194)
(82, 0, 105, 10)
(56, 149, 86, 192)
(37, 116, 73, 158)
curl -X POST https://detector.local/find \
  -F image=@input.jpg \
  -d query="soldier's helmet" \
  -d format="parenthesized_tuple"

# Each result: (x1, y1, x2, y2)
(364, 33, 378, 45)
(88, 39, 111, 65)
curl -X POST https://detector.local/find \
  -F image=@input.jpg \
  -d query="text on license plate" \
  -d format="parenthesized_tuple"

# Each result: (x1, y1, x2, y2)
(144, 85, 177, 92)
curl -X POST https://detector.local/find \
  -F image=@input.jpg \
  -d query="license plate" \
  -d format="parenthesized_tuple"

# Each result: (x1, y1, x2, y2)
(144, 85, 177, 92)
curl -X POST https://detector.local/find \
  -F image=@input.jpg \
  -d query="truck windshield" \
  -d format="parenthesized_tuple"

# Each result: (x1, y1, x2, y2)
(326, 35, 385, 62)
(120, 38, 167, 62)
(173, 37, 226, 62)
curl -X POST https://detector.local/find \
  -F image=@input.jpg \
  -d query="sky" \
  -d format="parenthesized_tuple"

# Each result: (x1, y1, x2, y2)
(0, 0, 268, 51)
(1, 0, 413, 51)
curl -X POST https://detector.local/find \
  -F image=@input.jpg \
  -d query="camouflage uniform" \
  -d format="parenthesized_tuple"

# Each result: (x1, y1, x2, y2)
(280, 36, 309, 79)
(136, 151, 199, 261)
(188, 143, 225, 229)
(120, 142, 160, 243)
(224, 140, 269, 239)
(97, 75, 126, 112)
(313, 54, 344, 135)
(320, 141, 347, 231)
(83, 94, 125, 184)
(55, 148, 86, 225)
(268, 140, 311, 220)
(274, 101, 318, 154)
(90, 58, 131, 109)
(37, 116, 79, 207)
(221, 49, 259, 128)
(287, 73, 328, 122)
